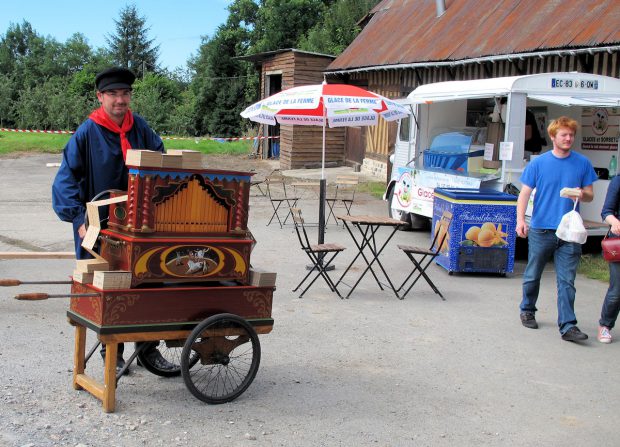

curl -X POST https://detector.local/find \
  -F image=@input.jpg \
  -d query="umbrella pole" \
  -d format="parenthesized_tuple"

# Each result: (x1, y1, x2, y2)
(318, 106, 327, 245)
(315, 124, 334, 272)
(319, 178, 326, 245)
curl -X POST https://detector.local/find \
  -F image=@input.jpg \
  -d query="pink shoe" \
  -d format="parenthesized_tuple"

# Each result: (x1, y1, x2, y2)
(598, 326, 612, 344)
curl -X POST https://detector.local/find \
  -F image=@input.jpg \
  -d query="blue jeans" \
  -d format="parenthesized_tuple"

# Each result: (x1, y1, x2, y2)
(599, 261, 620, 329)
(520, 229, 582, 334)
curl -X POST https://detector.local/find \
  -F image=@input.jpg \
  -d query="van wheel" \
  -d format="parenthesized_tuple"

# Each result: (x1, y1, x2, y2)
(409, 213, 431, 231)
(387, 188, 411, 230)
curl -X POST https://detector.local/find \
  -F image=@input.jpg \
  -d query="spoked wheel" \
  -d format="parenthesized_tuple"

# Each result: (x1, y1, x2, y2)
(137, 340, 199, 377)
(181, 313, 261, 404)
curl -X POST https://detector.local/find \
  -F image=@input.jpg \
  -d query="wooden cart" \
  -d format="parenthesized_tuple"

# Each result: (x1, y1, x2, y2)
(68, 282, 274, 413)
(66, 156, 275, 412)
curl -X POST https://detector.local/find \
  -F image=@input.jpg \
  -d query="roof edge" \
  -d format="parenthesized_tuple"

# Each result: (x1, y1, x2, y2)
(325, 45, 620, 76)
(237, 48, 336, 63)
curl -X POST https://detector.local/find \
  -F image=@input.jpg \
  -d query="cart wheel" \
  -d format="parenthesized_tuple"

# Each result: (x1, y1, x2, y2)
(137, 341, 199, 378)
(181, 313, 261, 404)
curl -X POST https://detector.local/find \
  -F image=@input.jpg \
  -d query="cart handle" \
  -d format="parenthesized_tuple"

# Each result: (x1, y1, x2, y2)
(14, 292, 99, 300)
(1, 279, 72, 287)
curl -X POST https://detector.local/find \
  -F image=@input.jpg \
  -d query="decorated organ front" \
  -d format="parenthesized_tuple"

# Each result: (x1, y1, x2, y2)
(101, 165, 253, 287)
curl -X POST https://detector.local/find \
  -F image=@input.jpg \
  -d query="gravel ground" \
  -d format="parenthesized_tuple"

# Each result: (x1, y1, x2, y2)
(1, 154, 619, 447)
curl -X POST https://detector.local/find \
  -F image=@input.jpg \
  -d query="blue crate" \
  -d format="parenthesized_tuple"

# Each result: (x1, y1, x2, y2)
(423, 151, 469, 170)
(423, 149, 485, 171)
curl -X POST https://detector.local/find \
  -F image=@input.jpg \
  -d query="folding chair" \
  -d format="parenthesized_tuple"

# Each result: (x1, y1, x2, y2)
(251, 179, 267, 196)
(290, 208, 346, 298)
(291, 180, 321, 200)
(326, 175, 359, 225)
(265, 170, 299, 228)
(249, 170, 267, 197)
(250, 169, 267, 197)
(396, 211, 453, 300)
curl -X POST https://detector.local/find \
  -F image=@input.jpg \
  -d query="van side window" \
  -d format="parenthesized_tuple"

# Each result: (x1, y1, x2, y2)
(399, 116, 410, 142)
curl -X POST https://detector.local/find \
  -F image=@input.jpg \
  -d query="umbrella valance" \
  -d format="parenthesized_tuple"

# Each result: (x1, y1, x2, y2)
(241, 83, 410, 128)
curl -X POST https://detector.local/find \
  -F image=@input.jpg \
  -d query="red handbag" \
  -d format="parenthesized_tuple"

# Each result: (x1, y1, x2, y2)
(601, 230, 620, 262)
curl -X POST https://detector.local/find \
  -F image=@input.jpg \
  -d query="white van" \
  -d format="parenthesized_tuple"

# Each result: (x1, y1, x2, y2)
(385, 72, 620, 236)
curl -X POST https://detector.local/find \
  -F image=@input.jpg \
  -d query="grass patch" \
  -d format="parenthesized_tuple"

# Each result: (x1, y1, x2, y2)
(578, 254, 609, 282)
(0, 131, 253, 156)
(0, 132, 71, 154)
(358, 180, 386, 199)
(166, 138, 253, 155)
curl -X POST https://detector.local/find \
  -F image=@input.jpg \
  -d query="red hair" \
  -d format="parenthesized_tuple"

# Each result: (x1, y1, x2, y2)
(547, 116, 578, 137)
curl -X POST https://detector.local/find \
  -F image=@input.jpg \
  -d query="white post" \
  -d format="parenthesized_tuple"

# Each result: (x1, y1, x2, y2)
(318, 103, 327, 244)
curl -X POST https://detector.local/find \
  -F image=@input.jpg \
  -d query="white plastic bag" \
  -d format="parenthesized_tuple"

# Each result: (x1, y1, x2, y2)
(555, 199, 587, 244)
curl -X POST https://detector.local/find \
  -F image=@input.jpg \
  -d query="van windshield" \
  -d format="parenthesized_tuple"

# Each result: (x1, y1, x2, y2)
(399, 116, 410, 142)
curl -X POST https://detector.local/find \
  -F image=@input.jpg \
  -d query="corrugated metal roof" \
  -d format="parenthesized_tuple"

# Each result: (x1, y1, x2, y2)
(327, 0, 620, 72)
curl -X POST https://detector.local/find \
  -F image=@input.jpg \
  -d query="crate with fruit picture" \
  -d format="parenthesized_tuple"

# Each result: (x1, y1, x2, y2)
(432, 188, 517, 274)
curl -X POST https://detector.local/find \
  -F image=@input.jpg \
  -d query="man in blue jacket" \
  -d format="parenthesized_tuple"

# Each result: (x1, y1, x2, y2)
(52, 67, 174, 373)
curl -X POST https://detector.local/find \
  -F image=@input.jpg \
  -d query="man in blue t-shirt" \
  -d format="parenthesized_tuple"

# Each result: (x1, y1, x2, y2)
(516, 116, 598, 342)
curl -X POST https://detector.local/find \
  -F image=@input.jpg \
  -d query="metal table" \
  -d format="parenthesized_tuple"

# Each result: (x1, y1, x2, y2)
(336, 215, 407, 299)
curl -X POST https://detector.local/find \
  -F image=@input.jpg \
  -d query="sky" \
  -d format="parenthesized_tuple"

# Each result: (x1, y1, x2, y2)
(0, 0, 233, 71)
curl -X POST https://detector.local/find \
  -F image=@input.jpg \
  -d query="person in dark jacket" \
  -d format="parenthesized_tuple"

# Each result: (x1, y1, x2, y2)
(52, 67, 174, 373)
(598, 175, 620, 343)
(52, 67, 164, 258)
(524, 108, 546, 158)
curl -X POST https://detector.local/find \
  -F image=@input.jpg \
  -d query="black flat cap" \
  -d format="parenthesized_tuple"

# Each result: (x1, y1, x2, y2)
(95, 67, 136, 92)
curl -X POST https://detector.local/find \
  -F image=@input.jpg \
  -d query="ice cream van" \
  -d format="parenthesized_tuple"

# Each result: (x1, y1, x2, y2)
(385, 72, 620, 237)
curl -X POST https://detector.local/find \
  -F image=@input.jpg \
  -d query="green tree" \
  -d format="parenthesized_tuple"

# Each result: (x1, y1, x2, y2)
(0, 73, 15, 126)
(14, 82, 50, 129)
(0, 20, 38, 75)
(1, 0, 379, 134)
(191, 0, 258, 136)
(58, 33, 93, 74)
(167, 88, 197, 136)
(298, 0, 379, 55)
(0, 21, 64, 90)
(131, 72, 181, 133)
(191, 30, 252, 136)
(46, 77, 97, 130)
(252, 0, 326, 53)
(106, 4, 160, 78)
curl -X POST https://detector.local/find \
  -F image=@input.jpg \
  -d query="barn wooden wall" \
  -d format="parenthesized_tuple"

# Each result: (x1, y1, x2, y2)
(259, 51, 345, 170)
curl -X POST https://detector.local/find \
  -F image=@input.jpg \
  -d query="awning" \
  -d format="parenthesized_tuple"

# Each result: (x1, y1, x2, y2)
(527, 94, 620, 107)
(406, 73, 620, 108)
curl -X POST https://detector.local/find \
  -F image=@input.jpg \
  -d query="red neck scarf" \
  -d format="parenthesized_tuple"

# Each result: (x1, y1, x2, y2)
(89, 107, 134, 160)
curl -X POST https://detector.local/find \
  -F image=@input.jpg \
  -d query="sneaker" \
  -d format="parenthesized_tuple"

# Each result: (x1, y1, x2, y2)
(598, 326, 612, 344)
(561, 326, 588, 342)
(520, 311, 538, 329)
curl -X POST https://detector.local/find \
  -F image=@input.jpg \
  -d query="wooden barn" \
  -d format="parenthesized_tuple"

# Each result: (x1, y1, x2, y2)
(240, 49, 346, 170)
(325, 0, 620, 180)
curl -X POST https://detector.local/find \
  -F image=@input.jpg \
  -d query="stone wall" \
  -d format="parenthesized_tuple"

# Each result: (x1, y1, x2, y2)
(361, 157, 387, 180)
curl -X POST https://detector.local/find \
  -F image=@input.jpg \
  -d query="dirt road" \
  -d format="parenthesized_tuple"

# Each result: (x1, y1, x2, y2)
(1, 154, 618, 447)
